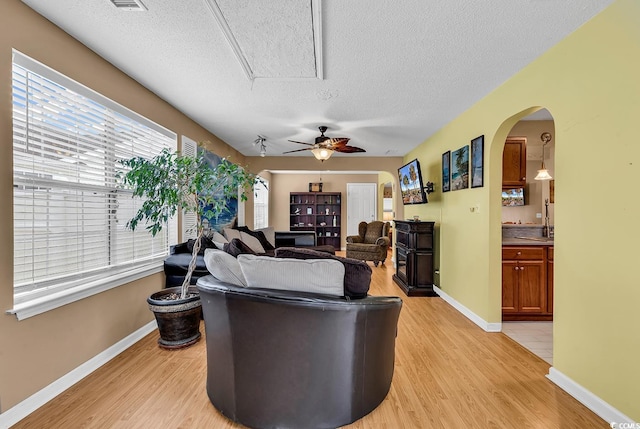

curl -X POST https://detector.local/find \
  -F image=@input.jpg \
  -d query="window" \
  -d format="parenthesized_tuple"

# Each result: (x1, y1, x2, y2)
(253, 177, 269, 229)
(10, 52, 176, 319)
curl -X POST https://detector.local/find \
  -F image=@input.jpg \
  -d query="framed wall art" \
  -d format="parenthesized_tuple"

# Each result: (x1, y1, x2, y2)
(470, 135, 484, 188)
(451, 145, 469, 191)
(442, 151, 451, 192)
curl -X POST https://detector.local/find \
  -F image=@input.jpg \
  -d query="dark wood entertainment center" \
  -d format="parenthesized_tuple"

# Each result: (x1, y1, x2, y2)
(392, 220, 438, 297)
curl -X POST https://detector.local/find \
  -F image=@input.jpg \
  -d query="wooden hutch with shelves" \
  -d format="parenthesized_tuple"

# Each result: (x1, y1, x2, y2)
(392, 220, 437, 296)
(290, 192, 341, 250)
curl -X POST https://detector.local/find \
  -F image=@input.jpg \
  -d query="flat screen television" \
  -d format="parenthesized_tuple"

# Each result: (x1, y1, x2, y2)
(398, 159, 427, 205)
(502, 187, 525, 206)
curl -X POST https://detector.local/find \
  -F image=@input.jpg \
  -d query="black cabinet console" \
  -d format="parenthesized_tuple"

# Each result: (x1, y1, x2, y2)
(392, 220, 438, 297)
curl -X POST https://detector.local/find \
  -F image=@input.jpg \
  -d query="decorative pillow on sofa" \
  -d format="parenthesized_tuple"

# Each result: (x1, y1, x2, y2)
(235, 226, 275, 251)
(203, 248, 247, 287)
(256, 226, 275, 248)
(186, 236, 216, 255)
(210, 231, 228, 250)
(237, 254, 344, 297)
(238, 231, 266, 254)
(222, 228, 242, 242)
(223, 238, 256, 258)
(274, 247, 371, 299)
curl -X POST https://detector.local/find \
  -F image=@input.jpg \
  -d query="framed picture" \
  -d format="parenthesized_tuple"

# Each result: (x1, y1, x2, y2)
(308, 182, 323, 192)
(442, 151, 451, 192)
(550, 179, 555, 203)
(470, 135, 484, 188)
(451, 145, 469, 191)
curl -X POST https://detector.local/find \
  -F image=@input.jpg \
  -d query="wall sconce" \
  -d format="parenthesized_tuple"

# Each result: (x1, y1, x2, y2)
(311, 147, 334, 161)
(424, 181, 435, 194)
(534, 132, 553, 181)
(254, 135, 267, 157)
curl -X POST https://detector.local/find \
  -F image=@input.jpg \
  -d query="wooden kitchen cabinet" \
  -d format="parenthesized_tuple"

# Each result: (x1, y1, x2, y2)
(502, 246, 551, 321)
(547, 247, 554, 315)
(502, 137, 527, 187)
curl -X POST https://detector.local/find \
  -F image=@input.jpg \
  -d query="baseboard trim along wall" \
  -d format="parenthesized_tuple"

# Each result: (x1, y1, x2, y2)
(547, 367, 636, 426)
(433, 285, 502, 332)
(434, 285, 634, 424)
(0, 320, 157, 428)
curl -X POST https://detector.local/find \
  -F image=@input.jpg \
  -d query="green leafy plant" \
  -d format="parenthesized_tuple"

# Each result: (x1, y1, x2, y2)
(119, 146, 257, 299)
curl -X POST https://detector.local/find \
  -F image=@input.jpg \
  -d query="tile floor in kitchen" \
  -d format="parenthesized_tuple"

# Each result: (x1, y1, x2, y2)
(502, 321, 553, 364)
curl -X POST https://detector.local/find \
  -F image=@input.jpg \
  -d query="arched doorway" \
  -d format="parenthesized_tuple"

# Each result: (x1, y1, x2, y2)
(491, 107, 556, 364)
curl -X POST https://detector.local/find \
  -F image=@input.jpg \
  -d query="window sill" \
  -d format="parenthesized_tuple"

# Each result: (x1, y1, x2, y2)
(7, 262, 164, 321)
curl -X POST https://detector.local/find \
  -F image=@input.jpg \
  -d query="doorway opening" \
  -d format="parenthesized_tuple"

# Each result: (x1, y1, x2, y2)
(499, 108, 555, 365)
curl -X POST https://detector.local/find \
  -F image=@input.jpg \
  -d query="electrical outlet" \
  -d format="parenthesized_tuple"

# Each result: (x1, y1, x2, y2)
(536, 213, 542, 218)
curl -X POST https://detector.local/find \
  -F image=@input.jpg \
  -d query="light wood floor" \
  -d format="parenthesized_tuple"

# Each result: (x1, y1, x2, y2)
(14, 255, 607, 428)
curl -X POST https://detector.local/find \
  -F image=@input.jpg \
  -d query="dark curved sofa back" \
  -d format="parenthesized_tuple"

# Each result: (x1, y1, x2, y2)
(197, 275, 402, 429)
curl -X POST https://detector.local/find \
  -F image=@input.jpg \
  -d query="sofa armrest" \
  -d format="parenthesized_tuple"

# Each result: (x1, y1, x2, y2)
(375, 236, 390, 247)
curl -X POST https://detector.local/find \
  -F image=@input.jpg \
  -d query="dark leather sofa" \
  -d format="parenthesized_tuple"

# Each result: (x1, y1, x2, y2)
(196, 275, 403, 429)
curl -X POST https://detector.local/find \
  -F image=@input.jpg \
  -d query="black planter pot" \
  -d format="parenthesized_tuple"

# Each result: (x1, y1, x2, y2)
(147, 286, 202, 349)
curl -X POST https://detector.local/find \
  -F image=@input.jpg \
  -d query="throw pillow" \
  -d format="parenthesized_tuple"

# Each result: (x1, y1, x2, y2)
(235, 226, 275, 251)
(223, 238, 256, 258)
(237, 254, 344, 297)
(210, 231, 228, 250)
(203, 249, 247, 287)
(239, 231, 266, 254)
(274, 247, 371, 299)
(172, 241, 190, 254)
(223, 228, 242, 242)
(256, 226, 275, 248)
(186, 236, 216, 255)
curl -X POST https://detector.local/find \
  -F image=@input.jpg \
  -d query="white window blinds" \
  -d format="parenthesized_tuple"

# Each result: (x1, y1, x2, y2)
(253, 177, 269, 230)
(12, 52, 176, 310)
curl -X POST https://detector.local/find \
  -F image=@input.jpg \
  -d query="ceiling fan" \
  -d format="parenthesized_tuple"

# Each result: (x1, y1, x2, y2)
(283, 126, 366, 161)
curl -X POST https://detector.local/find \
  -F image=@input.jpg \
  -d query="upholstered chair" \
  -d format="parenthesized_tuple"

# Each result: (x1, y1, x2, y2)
(346, 221, 391, 266)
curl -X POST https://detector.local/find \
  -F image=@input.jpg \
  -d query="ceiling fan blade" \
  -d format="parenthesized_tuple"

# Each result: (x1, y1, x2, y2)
(333, 145, 366, 153)
(287, 140, 314, 146)
(283, 147, 314, 154)
(326, 138, 350, 146)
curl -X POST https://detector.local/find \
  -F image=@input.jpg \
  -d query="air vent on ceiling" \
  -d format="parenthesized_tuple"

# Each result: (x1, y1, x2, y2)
(110, 0, 147, 11)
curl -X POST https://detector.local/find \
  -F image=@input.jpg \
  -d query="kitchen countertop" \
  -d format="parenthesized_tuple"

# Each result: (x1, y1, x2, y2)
(502, 237, 554, 246)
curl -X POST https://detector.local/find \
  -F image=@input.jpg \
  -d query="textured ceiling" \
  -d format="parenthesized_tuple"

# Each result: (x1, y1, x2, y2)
(21, 0, 613, 159)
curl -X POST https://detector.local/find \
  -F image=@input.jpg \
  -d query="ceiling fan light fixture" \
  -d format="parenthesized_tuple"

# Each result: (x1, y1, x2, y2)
(311, 147, 334, 161)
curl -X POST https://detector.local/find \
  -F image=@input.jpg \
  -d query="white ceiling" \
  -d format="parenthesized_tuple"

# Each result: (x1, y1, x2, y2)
(21, 0, 613, 159)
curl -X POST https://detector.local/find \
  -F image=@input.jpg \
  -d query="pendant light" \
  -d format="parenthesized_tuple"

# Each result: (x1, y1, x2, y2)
(534, 132, 553, 181)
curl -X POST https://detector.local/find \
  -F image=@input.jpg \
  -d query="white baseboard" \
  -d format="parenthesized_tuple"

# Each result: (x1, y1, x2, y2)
(433, 285, 502, 332)
(0, 321, 157, 428)
(434, 286, 635, 425)
(547, 367, 636, 426)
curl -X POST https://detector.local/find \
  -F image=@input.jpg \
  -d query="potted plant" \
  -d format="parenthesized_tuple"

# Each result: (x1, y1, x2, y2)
(119, 145, 256, 349)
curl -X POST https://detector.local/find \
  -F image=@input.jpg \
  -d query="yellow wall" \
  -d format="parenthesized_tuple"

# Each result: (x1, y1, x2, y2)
(405, 0, 639, 418)
(0, 0, 245, 411)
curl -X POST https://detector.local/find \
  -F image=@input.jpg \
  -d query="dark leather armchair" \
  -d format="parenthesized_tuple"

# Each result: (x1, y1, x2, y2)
(346, 221, 391, 266)
(197, 275, 402, 429)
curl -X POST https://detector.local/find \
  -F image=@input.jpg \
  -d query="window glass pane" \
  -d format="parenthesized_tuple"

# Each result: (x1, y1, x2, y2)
(253, 177, 269, 230)
(12, 52, 176, 304)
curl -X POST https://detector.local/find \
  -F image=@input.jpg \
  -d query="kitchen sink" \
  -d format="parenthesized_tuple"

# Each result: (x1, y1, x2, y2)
(514, 236, 554, 242)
